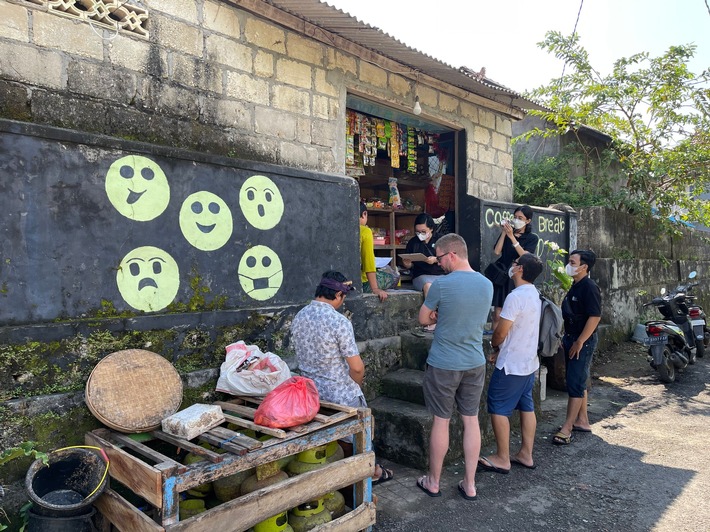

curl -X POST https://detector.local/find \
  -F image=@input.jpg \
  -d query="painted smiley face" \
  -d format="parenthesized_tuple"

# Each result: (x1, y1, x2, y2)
(116, 246, 180, 312)
(237, 245, 283, 301)
(179, 191, 233, 251)
(105, 156, 170, 221)
(239, 175, 284, 230)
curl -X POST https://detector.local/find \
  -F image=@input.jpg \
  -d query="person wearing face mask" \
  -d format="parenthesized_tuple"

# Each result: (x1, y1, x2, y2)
(490, 205, 539, 331)
(552, 250, 602, 446)
(401, 213, 446, 297)
(479, 252, 543, 474)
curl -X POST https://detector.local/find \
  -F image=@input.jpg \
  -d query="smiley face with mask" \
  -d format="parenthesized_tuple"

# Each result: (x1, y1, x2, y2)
(490, 205, 540, 332)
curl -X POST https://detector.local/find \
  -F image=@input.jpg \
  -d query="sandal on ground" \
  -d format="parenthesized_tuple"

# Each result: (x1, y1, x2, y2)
(552, 431, 573, 445)
(416, 476, 441, 497)
(372, 465, 394, 486)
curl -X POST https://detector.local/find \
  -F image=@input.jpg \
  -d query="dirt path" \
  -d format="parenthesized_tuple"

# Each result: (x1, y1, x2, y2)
(373, 342, 710, 531)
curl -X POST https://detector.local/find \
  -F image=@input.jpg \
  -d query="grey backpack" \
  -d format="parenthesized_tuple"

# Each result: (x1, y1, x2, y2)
(538, 292, 564, 357)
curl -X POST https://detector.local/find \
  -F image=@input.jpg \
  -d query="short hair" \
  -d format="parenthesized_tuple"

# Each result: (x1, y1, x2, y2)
(514, 205, 534, 234)
(414, 213, 435, 230)
(435, 233, 467, 256)
(518, 252, 543, 283)
(315, 270, 349, 300)
(570, 249, 596, 271)
(360, 202, 367, 217)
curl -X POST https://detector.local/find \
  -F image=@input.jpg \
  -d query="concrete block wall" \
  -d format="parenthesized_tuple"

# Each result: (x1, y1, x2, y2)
(578, 207, 710, 343)
(0, 0, 520, 199)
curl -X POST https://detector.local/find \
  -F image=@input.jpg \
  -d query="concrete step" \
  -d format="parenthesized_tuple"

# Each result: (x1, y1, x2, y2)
(400, 331, 433, 370)
(370, 396, 464, 469)
(380, 369, 425, 405)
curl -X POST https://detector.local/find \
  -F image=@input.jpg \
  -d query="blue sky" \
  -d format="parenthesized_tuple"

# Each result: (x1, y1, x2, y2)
(325, 0, 710, 94)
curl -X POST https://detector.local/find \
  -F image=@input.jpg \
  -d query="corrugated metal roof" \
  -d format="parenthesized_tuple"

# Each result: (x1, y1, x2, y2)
(264, 0, 545, 112)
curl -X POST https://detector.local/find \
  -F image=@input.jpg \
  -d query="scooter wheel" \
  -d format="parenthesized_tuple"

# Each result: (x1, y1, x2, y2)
(657, 347, 676, 383)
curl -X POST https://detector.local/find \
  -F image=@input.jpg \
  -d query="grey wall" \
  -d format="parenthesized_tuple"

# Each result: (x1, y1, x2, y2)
(0, 119, 360, 325)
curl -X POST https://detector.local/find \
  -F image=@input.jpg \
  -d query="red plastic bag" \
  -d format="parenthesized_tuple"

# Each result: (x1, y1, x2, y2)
(253, 376, 320, 429)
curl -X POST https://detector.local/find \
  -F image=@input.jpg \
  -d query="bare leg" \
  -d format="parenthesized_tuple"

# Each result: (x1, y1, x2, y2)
(560, 395, 585, 436)
(483, 414, 511, 469)
(574, 391, 591, 429)
(460, 414, 480, 498)
(513, 411, 537, 466)
(420, 415, 450, 493)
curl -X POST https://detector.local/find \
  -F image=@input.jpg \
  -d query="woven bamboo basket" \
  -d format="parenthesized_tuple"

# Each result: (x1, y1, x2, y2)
(85, 349, 183, 433)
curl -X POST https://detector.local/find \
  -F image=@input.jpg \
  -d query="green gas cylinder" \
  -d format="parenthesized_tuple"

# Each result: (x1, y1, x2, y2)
(179, 498, 206, 520)
(286, 444, 327, 475)
(322, 489, 346, 519)
(254, 510, 294, 532)
(240, 462, 289, 495)
(288, 499, 332, 532)
(213, 467, 253, 502)
(324, 440, 345, 463)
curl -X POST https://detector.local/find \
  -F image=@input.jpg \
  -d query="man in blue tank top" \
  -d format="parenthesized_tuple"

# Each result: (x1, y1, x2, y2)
(415, 233, 493, 501)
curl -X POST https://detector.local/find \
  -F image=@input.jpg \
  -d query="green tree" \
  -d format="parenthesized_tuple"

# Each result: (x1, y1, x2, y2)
(521, 32, 710, 225)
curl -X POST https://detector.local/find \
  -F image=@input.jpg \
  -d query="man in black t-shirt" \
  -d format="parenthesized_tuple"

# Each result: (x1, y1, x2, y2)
(552, 250, 602, 446)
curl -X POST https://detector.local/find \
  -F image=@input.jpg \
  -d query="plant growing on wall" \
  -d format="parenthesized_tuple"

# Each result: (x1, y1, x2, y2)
(523, 32, 710, 227)
(0, 442, 47, 531)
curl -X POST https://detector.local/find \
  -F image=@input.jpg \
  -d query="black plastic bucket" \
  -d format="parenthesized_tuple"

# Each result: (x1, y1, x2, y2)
(26, 507, 96, 532)
(25, 448, 107, 517)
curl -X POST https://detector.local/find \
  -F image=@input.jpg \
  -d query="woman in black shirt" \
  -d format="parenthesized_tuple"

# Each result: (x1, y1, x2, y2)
(401, 213, 445, 297)
(491, 205, 539, 330)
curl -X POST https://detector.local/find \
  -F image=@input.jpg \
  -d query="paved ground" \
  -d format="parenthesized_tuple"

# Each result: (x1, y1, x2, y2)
(371, 342, 710, 532)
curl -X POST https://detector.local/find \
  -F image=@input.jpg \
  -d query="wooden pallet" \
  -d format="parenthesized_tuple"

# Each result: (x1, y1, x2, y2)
(87, 399, 375, 531)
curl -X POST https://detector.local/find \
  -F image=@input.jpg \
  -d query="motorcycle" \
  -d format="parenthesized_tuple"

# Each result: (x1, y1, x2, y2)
(644, 271, 704, 383)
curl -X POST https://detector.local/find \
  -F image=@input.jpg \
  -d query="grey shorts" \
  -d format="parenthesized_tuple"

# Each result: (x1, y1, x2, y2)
(423, 364, 485, 418)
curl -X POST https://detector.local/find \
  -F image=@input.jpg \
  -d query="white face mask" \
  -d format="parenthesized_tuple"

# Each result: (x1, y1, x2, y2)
(416, 231, 429, 241)
(565, 264, 578, 276)
(508, 265, 517, 278)
(512, 219, 527, 230)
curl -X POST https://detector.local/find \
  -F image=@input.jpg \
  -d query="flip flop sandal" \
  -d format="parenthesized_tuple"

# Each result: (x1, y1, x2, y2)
(416, 476, 441, 497)
(552, 431, 573, 445)
(372, 465, 394, 486)
(457, 481, 477, 501)
(511, 457, 537, 470)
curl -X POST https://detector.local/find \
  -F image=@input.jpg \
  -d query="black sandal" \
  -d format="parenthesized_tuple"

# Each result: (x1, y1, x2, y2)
(372, 465, 394, 485)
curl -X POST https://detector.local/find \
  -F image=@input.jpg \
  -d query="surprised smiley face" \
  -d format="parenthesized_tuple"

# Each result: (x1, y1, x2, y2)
(239, 175, 284, 230)
(179, 191, 233, 251)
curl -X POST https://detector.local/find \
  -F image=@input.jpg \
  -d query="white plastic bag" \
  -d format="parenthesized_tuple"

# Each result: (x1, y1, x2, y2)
(216, 341, 291, 396)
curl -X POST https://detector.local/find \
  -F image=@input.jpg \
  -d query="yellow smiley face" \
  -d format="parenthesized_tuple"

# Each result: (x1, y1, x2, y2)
(116, 246, 180, 312)
(179, 191, 233, 251)
(239, 175, 284, 230)
(237, 245, 283, 301)
(105, 156, 170, 221)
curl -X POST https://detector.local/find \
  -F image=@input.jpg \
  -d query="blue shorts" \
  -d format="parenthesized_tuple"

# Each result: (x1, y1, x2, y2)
(564, 333, 598, 398)
(486, 367, 535, 416)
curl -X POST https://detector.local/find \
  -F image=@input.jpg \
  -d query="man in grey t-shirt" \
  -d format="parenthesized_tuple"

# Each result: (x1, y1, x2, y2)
(415, 234, 493, 501)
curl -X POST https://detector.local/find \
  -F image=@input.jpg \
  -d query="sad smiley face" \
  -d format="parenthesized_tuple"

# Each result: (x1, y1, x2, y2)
(105, 156, 170, 221)
(116, 246, 180, 312)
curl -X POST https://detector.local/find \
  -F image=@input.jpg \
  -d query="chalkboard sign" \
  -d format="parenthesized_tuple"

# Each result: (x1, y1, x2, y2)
(459, 198, 575, 281)
(0, 120, 359, 324)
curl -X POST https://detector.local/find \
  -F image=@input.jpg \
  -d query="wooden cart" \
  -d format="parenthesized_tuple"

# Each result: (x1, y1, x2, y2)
(86, 398, 376, 531)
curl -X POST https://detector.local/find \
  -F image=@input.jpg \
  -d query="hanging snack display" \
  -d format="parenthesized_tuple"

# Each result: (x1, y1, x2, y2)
(407, 126, 417, 174)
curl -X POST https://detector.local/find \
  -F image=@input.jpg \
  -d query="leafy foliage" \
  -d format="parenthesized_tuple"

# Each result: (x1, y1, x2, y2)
(539, 240, 572, 305)
(523, 32, 710, 226)
(514, 143, 620, 208)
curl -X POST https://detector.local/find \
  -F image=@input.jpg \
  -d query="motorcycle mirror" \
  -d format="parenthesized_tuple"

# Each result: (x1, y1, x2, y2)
(689, 271, 697, 279)
(660, 287, 667, 295)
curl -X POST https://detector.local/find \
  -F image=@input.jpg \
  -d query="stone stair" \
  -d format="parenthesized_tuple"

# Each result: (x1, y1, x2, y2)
(370, 331, 467, 469)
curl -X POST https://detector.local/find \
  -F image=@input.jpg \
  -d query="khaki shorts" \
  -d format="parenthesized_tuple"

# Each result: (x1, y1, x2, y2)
(423, 364, 485, 418)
